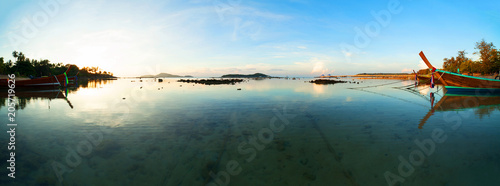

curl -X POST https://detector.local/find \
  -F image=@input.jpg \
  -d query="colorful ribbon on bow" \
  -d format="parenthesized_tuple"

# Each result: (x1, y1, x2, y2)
(430, 68, 436, 88)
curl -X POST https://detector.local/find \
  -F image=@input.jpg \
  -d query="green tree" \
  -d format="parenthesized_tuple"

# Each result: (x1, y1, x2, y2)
(456, 50, 471, 73)
(38, 59, 52, 76)
(443, 50, 471, 73)
(490, 48, 500, 74)
(2, 51, 115, 78)
(474, 39, 498, 74)
(12, 51, 36, 76)
(6, 60, 13, 73)
(0, 57, 5, 74)
(443, 56, 456, 72)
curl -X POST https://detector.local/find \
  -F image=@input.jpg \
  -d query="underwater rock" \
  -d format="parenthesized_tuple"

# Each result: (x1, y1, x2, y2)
(35, 176, 57, 186)
(130, 154, 146, 161)
(178, 79, 244, 85)
(201, 160, 218, 181)
(126, 163, 145, 172)
(95, 140, 122, 158)
(241, 130, 252, 136)
(146, 145, 160, 154)
(275, 139, 287, 151)
(299, 158, 309, 165)
(302, 172, 316, 181)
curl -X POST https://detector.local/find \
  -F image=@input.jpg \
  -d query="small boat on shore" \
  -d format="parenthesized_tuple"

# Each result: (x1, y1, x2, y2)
(419, 51, 500, 93)
(0, 65, 76, 87)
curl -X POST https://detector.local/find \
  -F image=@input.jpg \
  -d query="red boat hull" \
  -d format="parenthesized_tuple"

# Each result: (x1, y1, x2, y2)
(0, 74, 68, 87)
(0, 65, 76, 87)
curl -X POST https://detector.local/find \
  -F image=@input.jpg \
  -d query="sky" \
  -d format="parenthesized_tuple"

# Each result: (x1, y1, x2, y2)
(0, 0, 499, 77)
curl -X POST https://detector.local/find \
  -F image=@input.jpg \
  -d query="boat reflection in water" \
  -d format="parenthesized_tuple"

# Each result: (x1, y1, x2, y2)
(0, 88, 74, 110)
(0, 79, 116, 110)
(419, 91, 500, 129)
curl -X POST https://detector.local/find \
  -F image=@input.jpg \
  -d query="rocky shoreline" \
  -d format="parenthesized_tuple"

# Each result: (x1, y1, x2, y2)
(309, 79, 348, 84)
(178, 79, 244, 85)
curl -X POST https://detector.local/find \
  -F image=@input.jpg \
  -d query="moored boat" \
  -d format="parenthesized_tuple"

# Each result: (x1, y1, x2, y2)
(419, 51, 500, 94)
(0, 65, 76, 87)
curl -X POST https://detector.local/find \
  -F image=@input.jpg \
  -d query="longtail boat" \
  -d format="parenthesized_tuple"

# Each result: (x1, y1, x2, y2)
(419, 51, 500, 93)
(0, 65, 76, 87)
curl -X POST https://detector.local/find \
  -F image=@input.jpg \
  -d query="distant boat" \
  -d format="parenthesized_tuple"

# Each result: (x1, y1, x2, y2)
(0, 65, 76, 87)
(419, 51, 500, 93)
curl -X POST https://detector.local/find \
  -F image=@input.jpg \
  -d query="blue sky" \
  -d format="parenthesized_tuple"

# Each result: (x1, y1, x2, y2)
(1, 0, 499, 77)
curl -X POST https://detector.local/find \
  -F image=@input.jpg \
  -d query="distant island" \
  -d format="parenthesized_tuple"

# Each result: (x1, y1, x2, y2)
(140, 73, 193, 78)
(221, 73, 270, 78)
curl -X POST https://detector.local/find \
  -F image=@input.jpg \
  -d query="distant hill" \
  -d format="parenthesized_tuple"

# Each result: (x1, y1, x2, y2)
(140, 73, 193, 78)
(221, 73, 270, 78)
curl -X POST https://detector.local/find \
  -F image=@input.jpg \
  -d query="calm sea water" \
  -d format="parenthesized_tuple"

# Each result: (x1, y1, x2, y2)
(1, 78, 500, 185)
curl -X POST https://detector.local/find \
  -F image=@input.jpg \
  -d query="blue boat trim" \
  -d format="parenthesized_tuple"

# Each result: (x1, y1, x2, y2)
(436, 69, 500, 82)
(445, 86, 500, 95)
(445, 93, 500, 97)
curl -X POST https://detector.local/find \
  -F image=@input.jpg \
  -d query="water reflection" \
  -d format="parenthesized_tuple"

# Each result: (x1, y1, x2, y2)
(348, 82, 500, 129)
(0, 88, 73, 110)
(77, 78, 116, 89)
(419, 92, 500, 129)
(0, 79, 117, 110)
(2, 79, 500, 185)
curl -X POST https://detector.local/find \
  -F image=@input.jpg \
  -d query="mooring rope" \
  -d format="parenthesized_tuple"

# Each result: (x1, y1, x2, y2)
(348, 80, 403, 89)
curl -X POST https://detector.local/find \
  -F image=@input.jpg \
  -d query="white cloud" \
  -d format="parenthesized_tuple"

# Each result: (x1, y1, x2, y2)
(401, 68, 413, 73)
(418, 60, 428, 70)
(311, 61, 325, 74)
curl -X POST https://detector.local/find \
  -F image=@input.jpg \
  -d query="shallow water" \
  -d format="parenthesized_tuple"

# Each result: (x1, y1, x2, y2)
(1, 78, 500, 185)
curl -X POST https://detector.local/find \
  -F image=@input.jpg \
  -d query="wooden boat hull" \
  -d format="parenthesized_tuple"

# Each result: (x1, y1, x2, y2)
(436, 70, 500, 93)
(0, 65, 76, 87)
(0, 74, 67, 87)
(419, 52, 500, 94)
(417, 75, 442, 84)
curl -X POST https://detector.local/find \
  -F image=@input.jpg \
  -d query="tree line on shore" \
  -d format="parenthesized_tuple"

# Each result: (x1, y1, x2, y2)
(442, 39, 500, 75)
(0, 51, 114, 78)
